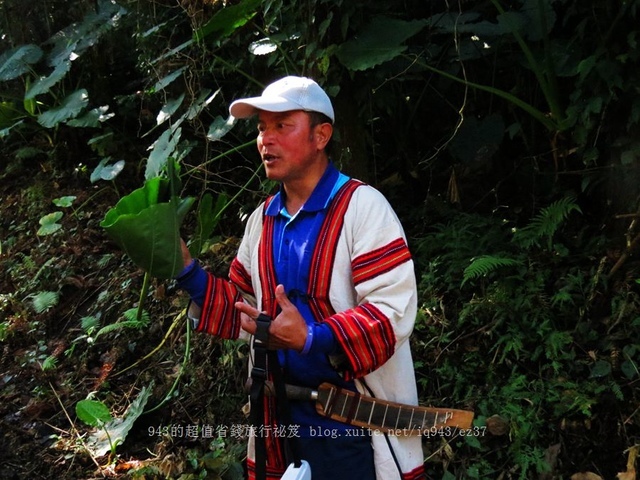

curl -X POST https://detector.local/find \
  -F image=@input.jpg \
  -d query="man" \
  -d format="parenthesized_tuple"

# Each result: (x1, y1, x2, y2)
(177, 76, 425, 479)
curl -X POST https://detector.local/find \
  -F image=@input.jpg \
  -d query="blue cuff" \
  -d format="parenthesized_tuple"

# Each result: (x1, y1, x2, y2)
(300, 324, 314, 355)
(176, 259, 208, 307)
(300, 323, 337, 355)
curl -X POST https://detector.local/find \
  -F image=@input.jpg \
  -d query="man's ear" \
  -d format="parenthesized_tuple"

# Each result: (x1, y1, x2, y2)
(314, 122, 333, 150)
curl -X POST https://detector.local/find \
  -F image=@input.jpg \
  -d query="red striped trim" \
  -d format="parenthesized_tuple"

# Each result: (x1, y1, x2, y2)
(324, 302, 395, 378)
(307, 179, 363, 320)
(352, 237, 412, 286)
(258, 199, 279, 317)
(247, 392, 288, 478)
(229, 257, 254, 297)
(197, 273, 243, 339)
(403, 464, 426, 479)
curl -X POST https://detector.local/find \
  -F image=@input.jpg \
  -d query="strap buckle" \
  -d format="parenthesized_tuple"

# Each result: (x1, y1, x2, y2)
(254, 312, 272, 346)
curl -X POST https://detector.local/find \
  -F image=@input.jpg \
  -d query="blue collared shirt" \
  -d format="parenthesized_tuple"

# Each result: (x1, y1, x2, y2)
(264, 163, 348, 358)
(178, 163, 359, 434)
(265, 163, 358, 434)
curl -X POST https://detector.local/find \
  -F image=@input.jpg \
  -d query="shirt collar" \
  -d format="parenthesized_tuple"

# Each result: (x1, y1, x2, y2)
(265, 163, 341, 216)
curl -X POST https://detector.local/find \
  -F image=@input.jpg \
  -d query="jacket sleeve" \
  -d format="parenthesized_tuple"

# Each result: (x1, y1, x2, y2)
(323, 186, 417, 379)
(191, 205, 263, 339)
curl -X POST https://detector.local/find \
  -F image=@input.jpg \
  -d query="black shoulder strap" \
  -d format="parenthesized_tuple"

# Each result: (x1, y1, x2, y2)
(249, 314, 301, 480)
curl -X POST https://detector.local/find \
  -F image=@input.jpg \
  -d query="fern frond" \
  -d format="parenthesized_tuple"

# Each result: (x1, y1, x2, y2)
(94, 309, 150, 339)
(81, 315, 100, 333)
(462, 255, 523, 285)
(513, 196, 582, 249)
(41, 355, 58, 371)
(31, 291, 60, 313)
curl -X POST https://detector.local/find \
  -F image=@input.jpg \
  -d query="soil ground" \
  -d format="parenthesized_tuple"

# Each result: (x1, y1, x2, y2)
(0, 160, 247, 479)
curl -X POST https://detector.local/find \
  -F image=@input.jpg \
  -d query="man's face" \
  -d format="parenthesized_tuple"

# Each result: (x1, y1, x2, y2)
(256, 110, 327, 183)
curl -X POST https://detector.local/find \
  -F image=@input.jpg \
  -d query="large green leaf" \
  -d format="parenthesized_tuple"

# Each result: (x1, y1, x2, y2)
(101, 177, 195, 279)
(90, 158, 125, 183)
(67, 105, 114, 128)
(145, 127, 182, 180)
(24, 60, 71, 100)
(0, 44, 43, 81)
(76, 400, 112, 427)
(189, 193, 230, 257)
(83, 383, 153, 457)
(157, 94, 185, 125)
(46, 0, 127, 67)
(193, 0, 262, 42)
(151, 66, 187, 93)
(336, 16, 428, 71)
(207, 115, 235, 141)
(37, 89, 89, 128)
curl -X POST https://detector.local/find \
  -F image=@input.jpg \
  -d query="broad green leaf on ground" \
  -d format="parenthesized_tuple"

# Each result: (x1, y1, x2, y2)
(336, 16, 428, 71)
(37, 211, 64, 235)
(101, 177, 195, 279)
(83, 383, 153, 457)
(37, 89, 89, 128)
(0, 44, 43, 81)
(52, 196, 76, 207)
(76, 400, 112, 427)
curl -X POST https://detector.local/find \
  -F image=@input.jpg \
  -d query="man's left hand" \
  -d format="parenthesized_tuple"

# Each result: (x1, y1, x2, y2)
(235, 284, 308, 351)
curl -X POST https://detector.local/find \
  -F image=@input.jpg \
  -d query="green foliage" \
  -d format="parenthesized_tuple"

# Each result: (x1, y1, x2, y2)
(31, 290, 60, 313)
(2, 0, 640, 477)
(512, 196, 582, 249)
(76, 399, 112, 427)
(100, 175, 195, 279)
(462, 255, 523, 286)
(193, 0, 262, 42)
(41, 355, 58, 371)
(94, 309, 150, 339)
(78, 383, 153, 458)
(336, 16, 428, 71)
(414, 193, 639, 476)
(190, 192, 230, 257)
(37, 211, 64, 236)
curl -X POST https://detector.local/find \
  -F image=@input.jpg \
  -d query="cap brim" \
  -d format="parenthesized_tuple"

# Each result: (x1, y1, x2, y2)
(229, 96, 303, 118)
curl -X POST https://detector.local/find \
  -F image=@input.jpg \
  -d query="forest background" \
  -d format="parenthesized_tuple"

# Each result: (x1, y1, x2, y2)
(1, 0, 639, 478)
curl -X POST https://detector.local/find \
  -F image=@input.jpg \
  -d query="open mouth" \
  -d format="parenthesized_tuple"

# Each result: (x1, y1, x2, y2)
(262, 154, 278, 162)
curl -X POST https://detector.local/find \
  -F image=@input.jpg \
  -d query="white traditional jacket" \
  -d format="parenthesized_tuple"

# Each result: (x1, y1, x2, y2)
(193, 179, 425, 480)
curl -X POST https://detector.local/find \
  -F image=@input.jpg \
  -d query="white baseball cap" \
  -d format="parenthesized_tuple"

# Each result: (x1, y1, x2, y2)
(229, 76, 335, 123)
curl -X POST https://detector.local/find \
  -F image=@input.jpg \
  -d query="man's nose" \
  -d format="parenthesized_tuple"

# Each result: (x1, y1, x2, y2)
(259, 129, 275, 146)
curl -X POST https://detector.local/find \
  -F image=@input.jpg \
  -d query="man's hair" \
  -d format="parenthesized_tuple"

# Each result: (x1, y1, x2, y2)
(307, 111, 334, 154)
(308, 111, 333, 128)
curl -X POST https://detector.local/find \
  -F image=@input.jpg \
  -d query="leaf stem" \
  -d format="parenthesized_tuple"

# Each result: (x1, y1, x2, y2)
(136, 272, 150, 321)
(144, 313, 191, 414)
